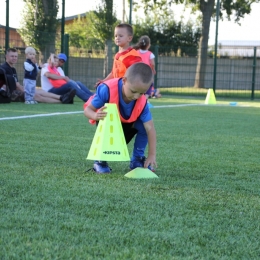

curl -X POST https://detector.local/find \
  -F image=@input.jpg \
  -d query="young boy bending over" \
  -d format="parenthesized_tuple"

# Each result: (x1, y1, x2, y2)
(84, 62, 157, 174)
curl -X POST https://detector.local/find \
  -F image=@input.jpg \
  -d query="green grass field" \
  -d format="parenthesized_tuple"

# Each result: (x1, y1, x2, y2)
(1, 97, 260, 259)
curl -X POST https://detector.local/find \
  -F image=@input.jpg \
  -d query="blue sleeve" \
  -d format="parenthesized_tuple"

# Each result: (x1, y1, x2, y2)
(91, 83, 109, 109)
(139, 103, 152, 123)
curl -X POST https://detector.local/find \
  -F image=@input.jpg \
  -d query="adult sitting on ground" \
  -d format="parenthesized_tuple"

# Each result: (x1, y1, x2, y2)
(41, 53, 93, 102)
(0, 48, 75, 104)
(57, 53, 94, 99)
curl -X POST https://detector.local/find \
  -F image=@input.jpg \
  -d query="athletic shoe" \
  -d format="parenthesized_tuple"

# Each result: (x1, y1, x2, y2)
(93, 161, 111, 174)
(61, 89, 76, 104)
(25, 100, 38, 104)
(0, 89, 7, 97)
(130, 156, 155, 172)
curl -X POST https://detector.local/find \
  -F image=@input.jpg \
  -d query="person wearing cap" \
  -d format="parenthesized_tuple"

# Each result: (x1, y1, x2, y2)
(40, 53, 93, 102)
(57, 53, 67, 62)
(57, 53, 93, 100)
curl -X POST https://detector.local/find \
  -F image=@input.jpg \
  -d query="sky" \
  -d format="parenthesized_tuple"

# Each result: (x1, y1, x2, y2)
(0, 0, 260, 45)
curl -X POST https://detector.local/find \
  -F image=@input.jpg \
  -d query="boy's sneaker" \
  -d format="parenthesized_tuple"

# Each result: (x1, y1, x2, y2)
(93, 161, 111, 174)
(25, 100, 38, 104)
(130, 156, 155, 172)
(0, 89, 7, 97)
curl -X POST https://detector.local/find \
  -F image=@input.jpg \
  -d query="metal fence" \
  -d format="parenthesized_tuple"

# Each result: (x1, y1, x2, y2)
(1, 38, 259, 100)
(154, 45, 260, 99)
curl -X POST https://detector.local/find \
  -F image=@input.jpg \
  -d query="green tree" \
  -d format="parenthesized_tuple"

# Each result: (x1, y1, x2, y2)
(66, 6, 118, 50)
(18, 0, 59, 61)
(87, 0, 119, 76)
(65, 13, 105, 50)
(64, 1, 119, 75)
(133, 13, 201, 56)
(134, 0, 259, 88)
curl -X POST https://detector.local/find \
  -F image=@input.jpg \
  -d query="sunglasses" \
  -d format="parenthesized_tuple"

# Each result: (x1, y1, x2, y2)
(59, 59, 65, 63)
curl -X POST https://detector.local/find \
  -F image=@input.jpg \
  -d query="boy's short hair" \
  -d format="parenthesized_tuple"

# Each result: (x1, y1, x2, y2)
(125, 63, 153, 84)
(25, 46, 36, 54)
(115, 23, 133, 36)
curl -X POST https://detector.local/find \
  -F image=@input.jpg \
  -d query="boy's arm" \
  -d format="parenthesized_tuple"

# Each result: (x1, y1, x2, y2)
(24, 61, 34, 72)
(84, 103, 107, 122)
(95, 72, 113, 87)
(16, 82, 24, 92)
(35, 63, 42, 72)
(143, 120, 157, 169)
(102, 72, 113, 81)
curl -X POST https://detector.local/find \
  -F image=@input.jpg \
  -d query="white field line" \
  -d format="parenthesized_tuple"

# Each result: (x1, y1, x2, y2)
(0, 111, 83, 121)
(152, 104, 204, 108)
(0, 103, 249, 121)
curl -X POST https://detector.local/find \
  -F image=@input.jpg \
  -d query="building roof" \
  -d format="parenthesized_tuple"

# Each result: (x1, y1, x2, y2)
(218, 40, 260, 47)
(64, 13, 87, 22)
(215, 40, 260, 57)
(0, 24, 17, 30)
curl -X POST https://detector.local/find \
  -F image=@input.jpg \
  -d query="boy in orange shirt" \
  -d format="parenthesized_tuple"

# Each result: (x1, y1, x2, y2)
(96, 23, 142, 85)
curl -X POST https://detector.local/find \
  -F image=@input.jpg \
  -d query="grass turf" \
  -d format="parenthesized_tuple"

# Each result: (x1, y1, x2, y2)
(0, 97, 260, 259)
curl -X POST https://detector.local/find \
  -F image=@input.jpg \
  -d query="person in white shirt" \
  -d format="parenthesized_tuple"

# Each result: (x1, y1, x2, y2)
(41, 53, 93, 102)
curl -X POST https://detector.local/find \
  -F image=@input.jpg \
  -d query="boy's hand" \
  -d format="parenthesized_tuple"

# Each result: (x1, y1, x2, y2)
(144, 155, 157, 170)
(95, 106, 107, 121)
(94, 79, 103, 88)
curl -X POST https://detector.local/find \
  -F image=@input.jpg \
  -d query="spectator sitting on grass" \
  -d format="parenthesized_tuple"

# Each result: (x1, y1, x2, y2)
(41, 53, 93, 102)
(0, 48, 75, 104)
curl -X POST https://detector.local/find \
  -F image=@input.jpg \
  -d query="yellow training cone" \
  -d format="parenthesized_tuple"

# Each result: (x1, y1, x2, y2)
(205, 88, 216, 104)
(87, 103, 130, 161)
(125, 167, 159, 179)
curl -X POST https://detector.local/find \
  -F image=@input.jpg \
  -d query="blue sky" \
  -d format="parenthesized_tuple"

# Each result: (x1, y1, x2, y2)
(0, 0, 260, 45)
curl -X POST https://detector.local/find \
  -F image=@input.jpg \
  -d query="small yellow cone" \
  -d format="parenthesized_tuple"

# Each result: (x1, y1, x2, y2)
(205, 88, 216, 104)
(125, 167, 159, 179)
(87, 103, 130, 161)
